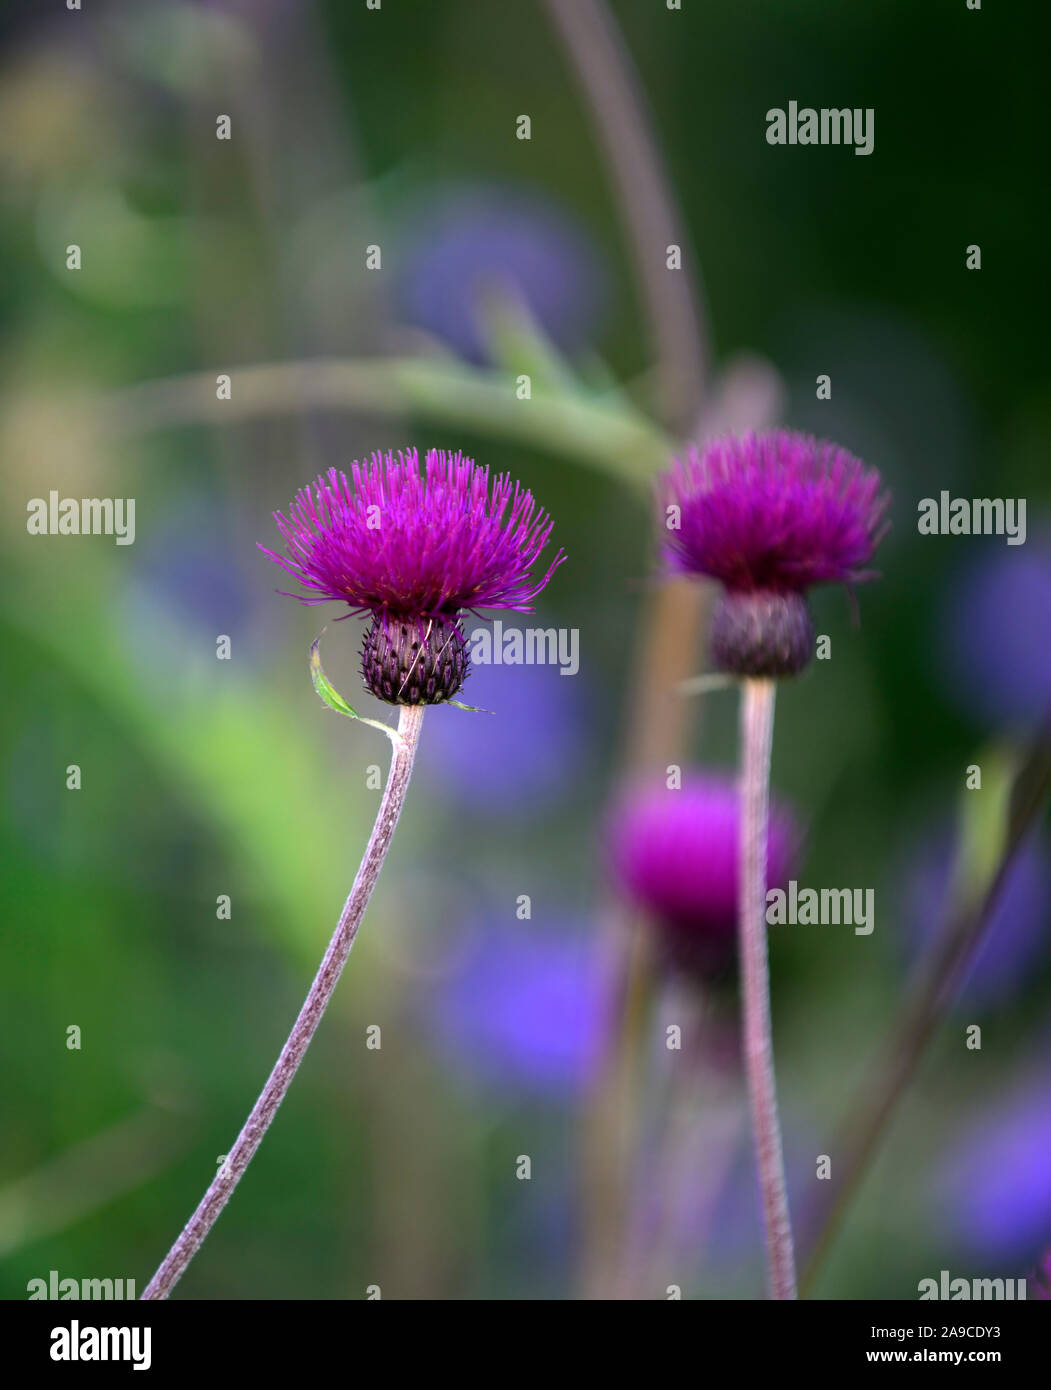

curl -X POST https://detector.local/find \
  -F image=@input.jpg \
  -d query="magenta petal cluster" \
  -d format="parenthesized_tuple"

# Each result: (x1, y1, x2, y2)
(260, 448, 565, 620)
(1031, 1251, 1051, 1299)
(659, 429, 889, 595)
(607, 775, 797, 977)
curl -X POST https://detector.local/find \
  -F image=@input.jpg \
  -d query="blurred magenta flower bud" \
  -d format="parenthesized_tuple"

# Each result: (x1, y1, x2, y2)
(607, 773, 798, 980)
(658, 430, 889, 677)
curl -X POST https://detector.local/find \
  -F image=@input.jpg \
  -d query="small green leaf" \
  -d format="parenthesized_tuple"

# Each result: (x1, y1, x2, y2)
(478, 288, 578, 393)
(447, 700, 493, 713)
(309, 632, 405, 749)
(952, 744, 1015, 909)
(309, 638, 358, 717)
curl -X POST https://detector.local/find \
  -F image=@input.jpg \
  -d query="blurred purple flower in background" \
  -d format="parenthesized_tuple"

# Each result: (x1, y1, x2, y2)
(938, 1067, 1051, 1261)
(607, 774, 797, 979)
(123, 502, 265, 666)
(936, 541, 1051, 728)
(142, 532, 255, 632)
(395, 184, 607, 363)
(900, 828, 1049, 1010)
(1029, 1250, 1051, 1298)
(425, 914, 601, 1100)
(417, 652, 589, 813)
(659, 430, 889, 596)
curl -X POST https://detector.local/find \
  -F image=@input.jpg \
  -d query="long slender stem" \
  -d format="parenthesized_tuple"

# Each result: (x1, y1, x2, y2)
(141, 703, 425, 1300)
(581, 915, 655, 1298)
(738, 678, 796, 1300)
(615, 997, 740, 1299)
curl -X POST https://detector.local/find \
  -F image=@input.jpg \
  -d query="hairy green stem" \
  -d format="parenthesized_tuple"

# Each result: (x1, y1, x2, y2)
(739, 678, 796, 1299)
(142, 703, 424, 1300)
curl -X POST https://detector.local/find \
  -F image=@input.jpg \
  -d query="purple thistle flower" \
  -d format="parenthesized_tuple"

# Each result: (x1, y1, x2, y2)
(661, 430, 888, 595)
(260, 448, 565, 705)
(606, 775, 798, 979)
(658, 430, 889, 676)
(263, 448, 563, 617)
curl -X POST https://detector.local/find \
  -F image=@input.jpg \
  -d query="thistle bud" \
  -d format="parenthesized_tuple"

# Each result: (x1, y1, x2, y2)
(710, 590, 814, 679)
(361, 616, 469, 706)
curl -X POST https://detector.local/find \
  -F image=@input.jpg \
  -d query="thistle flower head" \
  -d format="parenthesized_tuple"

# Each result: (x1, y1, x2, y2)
(660, 429, 888, 595)
(261, 448, 565, 704)
(263, 448, 564, 618)
(607, 774, 797, 980)
(657, 430, 888, 677)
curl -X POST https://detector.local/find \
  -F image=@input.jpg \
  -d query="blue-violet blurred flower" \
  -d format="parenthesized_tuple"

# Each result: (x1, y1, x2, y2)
(901, 826, 1049, 1010)
(418, 656, 589, 814)
(396, 185, 606, 363)
(937, 543, 1051, 729)
(938, 1068, 1051, 1261)
(427, 917, 601, 1100)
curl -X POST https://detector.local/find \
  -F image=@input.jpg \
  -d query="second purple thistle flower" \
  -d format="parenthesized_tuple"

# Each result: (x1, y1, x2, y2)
(659, 429, 890, 677)
(607, 776, 798, 981)
(260, 447, 566, 706)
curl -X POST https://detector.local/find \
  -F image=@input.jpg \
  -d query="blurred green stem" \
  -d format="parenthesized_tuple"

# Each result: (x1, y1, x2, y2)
(105, 356, 669, 492)
(540, 0, 709, 433)
(0, 1109, 194, 1260)
(581, 916, 656, 1298)
(615, 997, 740, 1299)
(141, 703, 424, 1300)
(800, 716, 1051, 1295)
